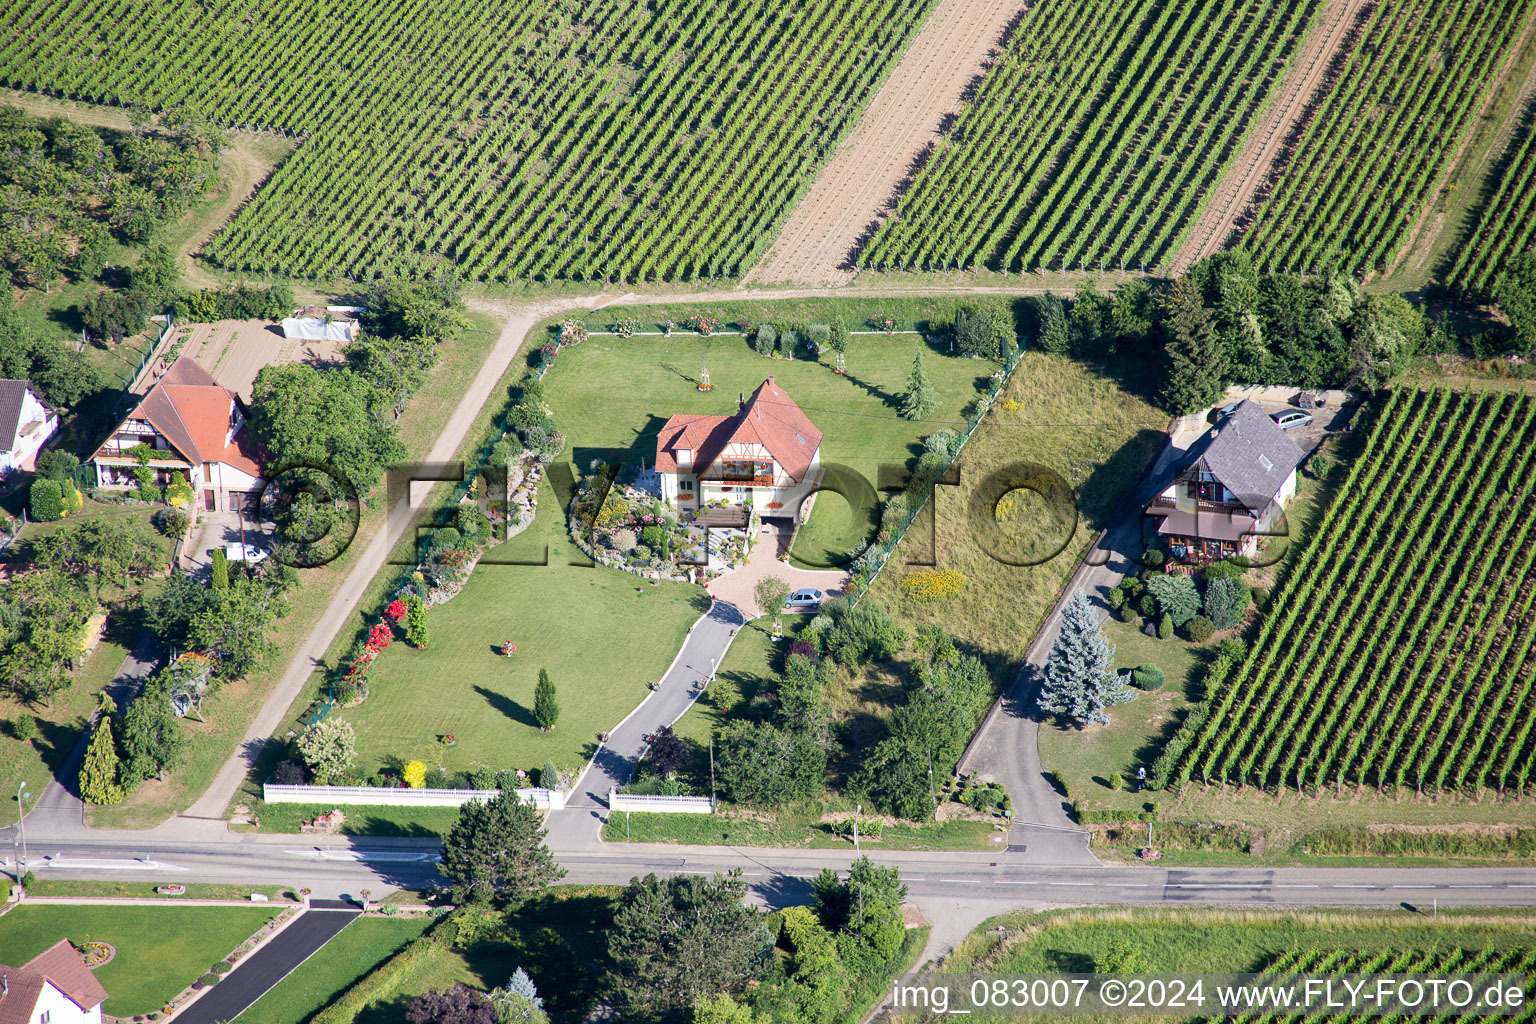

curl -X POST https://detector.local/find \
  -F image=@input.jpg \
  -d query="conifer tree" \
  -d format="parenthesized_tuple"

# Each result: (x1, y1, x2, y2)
(534, 668, 559, 731)
(79, 717, 125, 805)
(1039, 590, 1134, 726)
(898, 350, 937, 420)
(1159, 276, 1227, 414)
(210, 547, 230, 592)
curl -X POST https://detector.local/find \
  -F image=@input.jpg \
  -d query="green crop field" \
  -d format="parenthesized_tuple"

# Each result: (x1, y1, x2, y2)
(1239, 0, 1536, 275)
(860, 0, 1320, 274)
(1161, 388, 1536, 796)
(0, 0, 934, 283)
(1444, 98, 1536, 296)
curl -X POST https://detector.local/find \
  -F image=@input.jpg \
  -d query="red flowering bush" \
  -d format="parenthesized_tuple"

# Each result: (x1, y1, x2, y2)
(385, 598, 407, 623)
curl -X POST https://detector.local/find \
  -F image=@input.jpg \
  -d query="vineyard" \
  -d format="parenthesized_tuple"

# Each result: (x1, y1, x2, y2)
(1443, 98, 1536, 296)
(0, 0, 933, 282)
(857, 0, 1321, 274)
(1165, 388, 1536, 797)
(1231, 947, 1536, 1024)
(1237, 0, 1536, 276)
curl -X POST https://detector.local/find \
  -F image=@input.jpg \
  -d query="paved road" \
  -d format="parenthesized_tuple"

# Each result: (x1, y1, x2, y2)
(175, 900, 361, 1024)
(551, 600, 747, 848)
(14, 831, 1536, 912)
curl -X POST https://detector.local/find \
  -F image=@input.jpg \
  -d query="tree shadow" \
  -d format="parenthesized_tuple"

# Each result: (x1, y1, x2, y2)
(473, 684, 538, 728)
(837, 371, 897, 408)
(1044, 949, 1097, 973)
(1077, 427, 1170, 531)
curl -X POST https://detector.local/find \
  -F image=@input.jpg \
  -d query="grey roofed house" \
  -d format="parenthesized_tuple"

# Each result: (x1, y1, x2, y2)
(1182, 399, 1304, 510)
(1146, 399, 1305, 562)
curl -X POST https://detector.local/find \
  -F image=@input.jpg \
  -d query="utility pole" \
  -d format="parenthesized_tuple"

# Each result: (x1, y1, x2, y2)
(853, 803, 861, 854)
(709, 739, 717, 810)
(928, 750, 936, 819)
(15, 783, 29, 896)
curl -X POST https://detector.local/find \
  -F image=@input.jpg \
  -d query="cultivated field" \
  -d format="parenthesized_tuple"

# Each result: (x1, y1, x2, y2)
(1237, 0, 1536, 275)
(1164, 388, 1536, 797)
(0, 0, 934, 283)
(1444, 98, 1536, 296)
(858, 0, 1322, 275)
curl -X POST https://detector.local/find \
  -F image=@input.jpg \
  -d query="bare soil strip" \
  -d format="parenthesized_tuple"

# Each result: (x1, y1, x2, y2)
(744, 0, 1025, 286)
(1169, 0, 1375, 274)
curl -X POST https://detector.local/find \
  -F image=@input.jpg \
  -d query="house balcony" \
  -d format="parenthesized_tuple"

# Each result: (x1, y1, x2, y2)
(1147, 494, 1248, 515)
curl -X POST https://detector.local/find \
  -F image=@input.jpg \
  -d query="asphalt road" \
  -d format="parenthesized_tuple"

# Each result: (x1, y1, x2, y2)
(14, 831, 1536, 912)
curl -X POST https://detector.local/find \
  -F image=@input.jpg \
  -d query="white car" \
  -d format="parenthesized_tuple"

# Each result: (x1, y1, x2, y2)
(1271, 409, 1313, 430)
(784, 588, 823, 609)
(223, 543, 269, 564)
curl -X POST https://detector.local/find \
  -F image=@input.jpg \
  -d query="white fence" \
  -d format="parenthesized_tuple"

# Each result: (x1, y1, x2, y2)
(608, 791, 714, 814)
(263, 784, 565, 810)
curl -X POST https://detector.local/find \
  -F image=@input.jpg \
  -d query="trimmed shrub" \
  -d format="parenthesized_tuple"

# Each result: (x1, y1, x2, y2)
(1185, 615, 1216, 644)
(11, 715, 37, 742)
(1131, 664, 1165, 690)
(1106, 772, 1124, 792)
(1106, 586, 1125, 609)
(29, 477, 64, 522)
(1114, 604, 1136, 623)
(197, 972, 220, 986)
(1138, 593, 1157, 617)
(1218, 638, 1248, 663)
(539, 760, 559, 789)
(1156, 612, 1173, 639)
(1141, 547, 1165, 568)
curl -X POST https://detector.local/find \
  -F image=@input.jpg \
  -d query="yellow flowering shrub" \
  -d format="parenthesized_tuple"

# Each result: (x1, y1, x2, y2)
(403, 760, 427, 788)
(899, 569, 966, 600)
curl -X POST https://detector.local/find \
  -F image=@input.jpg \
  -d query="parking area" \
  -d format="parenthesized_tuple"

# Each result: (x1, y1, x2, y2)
(1215, 385, 1358, 455)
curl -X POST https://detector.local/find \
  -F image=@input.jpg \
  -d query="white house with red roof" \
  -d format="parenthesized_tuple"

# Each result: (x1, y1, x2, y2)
(90, 356, 264, 513)
(655, 375, 823, 520)
(0, 938, 109, 1024)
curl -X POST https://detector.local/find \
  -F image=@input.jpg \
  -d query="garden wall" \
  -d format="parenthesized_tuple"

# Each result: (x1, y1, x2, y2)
(262, 784, 565, 809)
(608, 791, 713, 814)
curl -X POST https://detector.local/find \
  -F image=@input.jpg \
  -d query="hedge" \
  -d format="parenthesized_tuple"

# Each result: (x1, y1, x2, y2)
(309, 914, 458, 1024)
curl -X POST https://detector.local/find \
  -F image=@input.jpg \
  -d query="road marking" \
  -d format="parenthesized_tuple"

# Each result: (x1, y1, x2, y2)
(284, 849, 438, 863)
(39, 858, 187, 872)
(940, 878, 979, 883)
(1275, 884, 1319, 888)
(903, 877, 926, 882)
(1333, 884, 1374, 888)
(1448, 884, 1492, 888)
(1507, 884, 1536, 888)
(995, 880, 1032, 885)
(1047, 881, 1094, 886)
(1392, 885, 1433, 889)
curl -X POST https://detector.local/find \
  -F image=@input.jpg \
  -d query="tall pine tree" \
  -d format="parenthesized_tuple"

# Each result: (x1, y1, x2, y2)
(898, 350, 937, 420)
(78, 716, 125, 805)
(1039, 590, 1134, 726)
(1159, 276, 1227, 414)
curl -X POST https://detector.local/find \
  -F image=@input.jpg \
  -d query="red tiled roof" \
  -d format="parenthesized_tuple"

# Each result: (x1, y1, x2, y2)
(93, 356, 262, 476)
(23, 940, 108, 1012)
(655, 376, 822, 482)
(0, 965, 45, 1024)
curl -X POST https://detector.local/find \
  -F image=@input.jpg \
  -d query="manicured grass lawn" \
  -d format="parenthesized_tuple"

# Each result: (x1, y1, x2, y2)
(235, 801, 465, 838)
(947, 907, 1536, 977)
(0, 497, 168, 564)
(541, 327, 996, 568)
(240, 916, 432, 1024)
(0, 904, 281, 1016)
(26, 880, 296, 901)
(670, 619, 794, 748)
(601, 810, 1001, 851)
(336, 479, 708, 780)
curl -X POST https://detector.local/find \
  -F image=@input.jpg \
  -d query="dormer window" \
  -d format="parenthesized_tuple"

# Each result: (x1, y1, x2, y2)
(675, 448, 692, 470)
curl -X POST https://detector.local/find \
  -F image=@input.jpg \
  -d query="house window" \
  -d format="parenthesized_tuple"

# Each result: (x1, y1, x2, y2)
(41, 1012, 51, 1024)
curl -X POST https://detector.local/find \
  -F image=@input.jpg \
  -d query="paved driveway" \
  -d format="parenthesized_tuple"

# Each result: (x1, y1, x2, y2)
(706, 520, 849, 617)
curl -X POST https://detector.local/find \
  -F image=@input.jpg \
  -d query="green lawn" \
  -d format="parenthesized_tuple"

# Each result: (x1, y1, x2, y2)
(0, 904, 281, 1016)
(541, 327, 996, 568)
(601, 810, 1001, 851)
(234, 801, 464, 838)
(240, 916, 432, 1024)
(25, 880, 296, 901)
(335, 479, 708, 780)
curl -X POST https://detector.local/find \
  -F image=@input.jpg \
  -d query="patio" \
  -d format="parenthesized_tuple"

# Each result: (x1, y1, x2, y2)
(706, 519, 849, 616)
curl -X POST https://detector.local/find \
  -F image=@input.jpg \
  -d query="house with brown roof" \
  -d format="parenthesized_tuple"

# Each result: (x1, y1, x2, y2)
(90, 356, 264, 513)
(0, 379, 58, 478)
(0, 938, 109, 1024)
(655, 375, 823, 521)
(1145, 400, 1305, 562)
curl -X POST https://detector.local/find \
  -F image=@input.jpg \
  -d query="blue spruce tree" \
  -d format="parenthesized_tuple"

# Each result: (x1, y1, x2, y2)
(1039, 590, 1134, 726)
